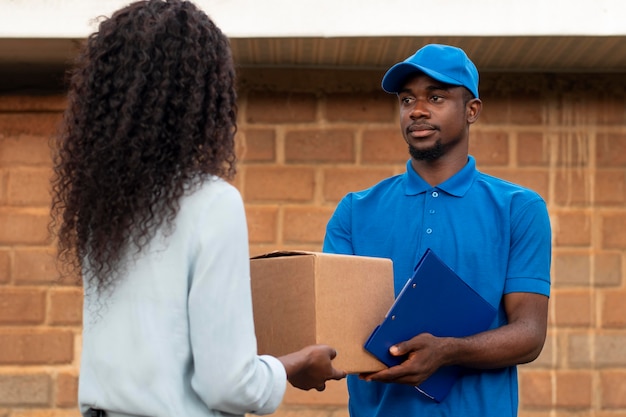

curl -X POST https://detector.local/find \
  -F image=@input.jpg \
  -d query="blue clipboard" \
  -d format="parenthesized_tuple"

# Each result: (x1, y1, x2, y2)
(363, 248, 497, 402)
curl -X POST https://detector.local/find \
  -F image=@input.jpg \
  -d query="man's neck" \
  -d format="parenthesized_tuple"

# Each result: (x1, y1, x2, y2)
(410, 154, 468, 187)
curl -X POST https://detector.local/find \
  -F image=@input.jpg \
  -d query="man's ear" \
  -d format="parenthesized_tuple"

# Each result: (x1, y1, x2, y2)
(467, 98, 482, 124)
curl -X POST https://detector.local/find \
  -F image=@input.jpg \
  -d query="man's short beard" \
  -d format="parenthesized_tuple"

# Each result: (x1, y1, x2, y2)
(408, 141, 445, 161)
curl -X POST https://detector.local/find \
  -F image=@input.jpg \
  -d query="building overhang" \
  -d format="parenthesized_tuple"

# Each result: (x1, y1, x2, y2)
(1, 0, 624, 91)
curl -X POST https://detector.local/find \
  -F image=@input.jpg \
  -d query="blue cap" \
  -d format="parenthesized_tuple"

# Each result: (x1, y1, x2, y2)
(381, 44, 479, 98)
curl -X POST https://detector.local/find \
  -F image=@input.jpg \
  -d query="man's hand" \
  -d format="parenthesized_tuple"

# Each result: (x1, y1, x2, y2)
(360, 333, 447, 385)
(279, 344, 347, 391)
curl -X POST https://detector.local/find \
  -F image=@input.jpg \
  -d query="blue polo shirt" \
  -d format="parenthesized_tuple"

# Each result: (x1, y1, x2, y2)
(323, 156, 551, 417)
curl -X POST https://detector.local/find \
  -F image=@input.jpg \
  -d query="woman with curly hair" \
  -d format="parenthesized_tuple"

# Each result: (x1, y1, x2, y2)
(50, 1, 345, 416)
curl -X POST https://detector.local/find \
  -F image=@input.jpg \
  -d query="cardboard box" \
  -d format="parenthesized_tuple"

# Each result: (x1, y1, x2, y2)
(250, 251, 395, 373)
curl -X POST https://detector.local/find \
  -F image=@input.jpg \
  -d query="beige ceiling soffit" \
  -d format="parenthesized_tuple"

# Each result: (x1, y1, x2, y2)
(0, 0, 625, 39)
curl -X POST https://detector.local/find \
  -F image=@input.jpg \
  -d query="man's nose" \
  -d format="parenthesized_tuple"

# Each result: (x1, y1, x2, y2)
(410, 100, 429, 118)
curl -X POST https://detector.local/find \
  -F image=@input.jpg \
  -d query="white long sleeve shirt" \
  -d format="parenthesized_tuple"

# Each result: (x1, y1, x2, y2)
(79, 178, 286, 417)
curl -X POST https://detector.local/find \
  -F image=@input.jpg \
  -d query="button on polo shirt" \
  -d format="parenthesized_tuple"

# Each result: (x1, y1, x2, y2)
(424, 189, 441, 236)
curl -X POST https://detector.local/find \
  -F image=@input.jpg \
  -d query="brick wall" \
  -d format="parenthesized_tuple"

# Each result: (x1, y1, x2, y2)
(0, 95, 81, 417)
(0, 69, 624, 417)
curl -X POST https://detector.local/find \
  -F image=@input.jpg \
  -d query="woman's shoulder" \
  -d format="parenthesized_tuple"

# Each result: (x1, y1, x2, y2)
(182, 177, 243, 213)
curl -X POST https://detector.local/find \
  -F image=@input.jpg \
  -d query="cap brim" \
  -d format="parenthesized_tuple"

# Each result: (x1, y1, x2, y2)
(381, 62, 464, 94)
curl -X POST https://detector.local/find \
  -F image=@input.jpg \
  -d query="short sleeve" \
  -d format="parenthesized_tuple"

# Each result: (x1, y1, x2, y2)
(504, 198, 552, 296)
(323, 194, 354, 255)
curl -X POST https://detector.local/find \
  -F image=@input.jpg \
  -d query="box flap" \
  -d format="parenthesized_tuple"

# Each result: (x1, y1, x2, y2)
(251, 250, 316, 260)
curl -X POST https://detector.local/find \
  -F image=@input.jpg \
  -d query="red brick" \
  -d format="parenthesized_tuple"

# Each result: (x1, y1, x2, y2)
(10, 411, 83, 417)
(0, 373, 51, 406)
(323, 167, 394, 202)
(510, 95, 544, 125)
(270, 405, 334, 417)
(567, 333, 592, 367)
(597, 133, 626, 167)
(245, 92, 317, 124)
(478, 96, 510, 124)
(14, 248, 61, 285)
(258, 243, 322, 254)
(249, 244, 281, 259)
(362, 128, 409, 164)
(0, 329, 74, 365)
(517, 132, 549, 167)
(283, 379, 347, 406)
(6, 167, 52, 206)
(553, 135, 591, 168)
(555, 370, 592, 408)
(595, 170, 626, 206)
(482, 168, 549, 200)
(240, 128, 276, 162)
(330, 409, 350, 417)
(282, 206, 334, 244)
(0, 249, 9, 284)
(48, 288, 83, 326)
(0, 288, 46, 325)
(517, 411, 552, 417)
(557, 95, 598, 127)
(552, 252, 591, 287)
(0, 169, 6, 206)
(594, 252, 622, 287)
(234, 131, 245, 161)
(519, 369, 553, 408)
(244, 166, 315, 202)
(595, 96, 626, 125)
(553, 211, 592, 247)
(1, 131, 54, 167)
(0, 208, 50, 245)
(55, 372, 78, 408)
(0, 95, 66, 111)
(551, 410, 594, 417)
(594, 334, 626, 367)
(602, 213, 626, 249)
(0, 113, 62, 137)
(285, 129, 355, 163)
(469, 130, 509, 166)
(595, 412, 626, 417)
(245, 205, 278, 243)
(601, 290, 626, 329)
(325, 92, 395, 123)
(330, 406, 350, 417)
(552, 289, 593, 327)
(600, 370, 626, 409)
(554, 170, 592, 207)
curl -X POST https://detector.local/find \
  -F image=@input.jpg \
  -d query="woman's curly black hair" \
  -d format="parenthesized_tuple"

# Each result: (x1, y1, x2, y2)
(50, 0, 237, 293)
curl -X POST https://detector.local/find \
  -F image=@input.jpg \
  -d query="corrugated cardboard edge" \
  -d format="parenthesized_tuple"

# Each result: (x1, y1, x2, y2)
(251, 250, 316, 260)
